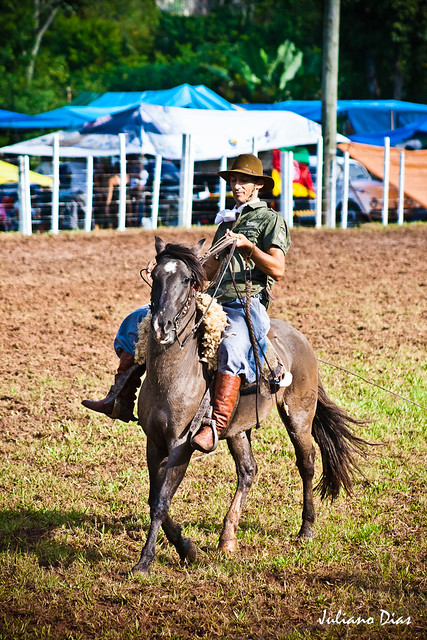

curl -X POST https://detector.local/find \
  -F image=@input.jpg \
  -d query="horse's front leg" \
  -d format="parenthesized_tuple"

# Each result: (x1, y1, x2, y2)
(132, 439, 194, 574)
(218, 429, 258, 554)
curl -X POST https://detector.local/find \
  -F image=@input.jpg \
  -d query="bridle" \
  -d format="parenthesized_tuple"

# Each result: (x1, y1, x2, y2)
(172, 284, 198, 349)
(141, 237, 238, 351)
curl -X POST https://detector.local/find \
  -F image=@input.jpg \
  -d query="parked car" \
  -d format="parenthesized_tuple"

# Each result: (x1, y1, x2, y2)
(288, 156, 424, 227)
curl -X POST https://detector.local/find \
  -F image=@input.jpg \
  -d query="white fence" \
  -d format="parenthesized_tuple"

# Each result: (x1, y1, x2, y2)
(6, 134, 414, 236)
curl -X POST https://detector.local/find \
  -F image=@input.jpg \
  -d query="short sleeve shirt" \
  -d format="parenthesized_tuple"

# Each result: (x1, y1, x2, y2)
(208, 200, 291, 305)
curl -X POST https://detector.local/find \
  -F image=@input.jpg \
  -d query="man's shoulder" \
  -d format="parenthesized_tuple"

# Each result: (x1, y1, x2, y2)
(244, 200, 279, 219)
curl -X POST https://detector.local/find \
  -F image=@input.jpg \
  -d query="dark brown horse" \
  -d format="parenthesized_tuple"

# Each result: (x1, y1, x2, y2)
(133, 237, 369, 574)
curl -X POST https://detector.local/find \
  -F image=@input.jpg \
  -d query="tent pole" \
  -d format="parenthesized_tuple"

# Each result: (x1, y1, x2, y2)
(118, 133, 127, 231)
(219, 156, 227, 212)
(315, 137, 323, 228)
(341, 151, 349, 229)
(397, 150, 405, 225)
(51, 134, 59, 234)
(382, 136, 390, 225)
(251, 137, 258, 156)
(84, 155, 93, 232)
(151, 154, 162, 229)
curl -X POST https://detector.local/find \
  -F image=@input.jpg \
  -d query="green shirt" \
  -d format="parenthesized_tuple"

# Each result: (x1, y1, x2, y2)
(208, 200, 291, 306)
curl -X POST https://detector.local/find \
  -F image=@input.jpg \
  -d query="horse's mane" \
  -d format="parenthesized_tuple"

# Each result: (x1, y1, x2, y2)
(156, 243, 206, 290)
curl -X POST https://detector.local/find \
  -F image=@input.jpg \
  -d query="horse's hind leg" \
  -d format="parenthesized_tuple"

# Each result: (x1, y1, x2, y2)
(218, 430, 257, 554)
(132, 439, 195, 574)
(277, 402, 316, 539)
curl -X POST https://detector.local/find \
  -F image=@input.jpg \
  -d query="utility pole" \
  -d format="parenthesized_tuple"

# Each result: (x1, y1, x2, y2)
(321, 0, 341, 225)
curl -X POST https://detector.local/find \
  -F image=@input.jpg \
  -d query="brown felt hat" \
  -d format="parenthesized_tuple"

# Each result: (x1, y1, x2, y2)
(218, 154, 274, 192)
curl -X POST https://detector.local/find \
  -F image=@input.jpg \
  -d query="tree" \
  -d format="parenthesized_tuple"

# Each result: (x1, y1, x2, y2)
(26, 0, 71, 86)
(340, 0, 427, 101)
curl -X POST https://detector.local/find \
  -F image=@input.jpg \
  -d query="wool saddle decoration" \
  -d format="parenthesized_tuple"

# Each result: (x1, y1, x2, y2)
(134, 293, 228, 371)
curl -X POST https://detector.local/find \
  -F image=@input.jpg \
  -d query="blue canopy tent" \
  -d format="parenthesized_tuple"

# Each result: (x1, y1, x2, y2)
(348, 115, 427, 147)
(87, 83, 238, 111)
(0, 84, 238, 130)
(238, 99, 427, 138)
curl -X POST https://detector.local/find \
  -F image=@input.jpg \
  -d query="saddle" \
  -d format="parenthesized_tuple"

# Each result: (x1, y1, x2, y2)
(239, 338, 292, 398)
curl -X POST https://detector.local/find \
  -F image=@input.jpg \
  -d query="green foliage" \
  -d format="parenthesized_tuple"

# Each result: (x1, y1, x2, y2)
(0, 0, 425, 119)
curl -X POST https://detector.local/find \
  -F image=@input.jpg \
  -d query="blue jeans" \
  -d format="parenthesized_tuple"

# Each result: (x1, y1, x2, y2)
(114, 305, 150, 357)
(218, 297, 270, 383)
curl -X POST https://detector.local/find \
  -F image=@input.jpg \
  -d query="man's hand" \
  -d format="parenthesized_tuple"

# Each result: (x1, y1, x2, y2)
(225, 229, 285, 281)
(225, 228, 253, 255)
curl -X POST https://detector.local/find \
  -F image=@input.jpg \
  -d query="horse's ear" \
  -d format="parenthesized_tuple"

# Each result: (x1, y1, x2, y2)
(155, 236, 165, 254)
(191, 239, 206, 257)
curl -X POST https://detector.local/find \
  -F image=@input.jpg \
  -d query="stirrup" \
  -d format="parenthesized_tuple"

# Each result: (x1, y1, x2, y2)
(191, 407, 219, 453)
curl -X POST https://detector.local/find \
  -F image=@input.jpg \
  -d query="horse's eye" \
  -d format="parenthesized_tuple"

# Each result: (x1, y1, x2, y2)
(183, 277, 191, 285)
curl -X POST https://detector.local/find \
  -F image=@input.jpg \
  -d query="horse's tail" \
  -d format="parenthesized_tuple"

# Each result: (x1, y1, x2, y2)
(312, 378, 371, 501)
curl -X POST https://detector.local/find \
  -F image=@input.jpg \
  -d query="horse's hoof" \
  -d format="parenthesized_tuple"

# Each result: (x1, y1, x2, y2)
(130, 561, 150, 576)
(296, 525, 314, 540)
(218, 538, 237, 554)
(180, 538, 197, 565)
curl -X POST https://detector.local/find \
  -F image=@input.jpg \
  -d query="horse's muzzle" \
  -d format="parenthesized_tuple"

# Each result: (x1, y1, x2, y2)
(151, 313, 175, 345)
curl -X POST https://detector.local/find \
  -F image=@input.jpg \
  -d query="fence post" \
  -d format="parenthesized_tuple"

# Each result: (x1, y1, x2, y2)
(151, 153, 162, 229)
(280, 150, 286, 219)
(329, 156, 337, 228)
(287, 150, 294, 228)
(397, 150, 405, 226)
(178, 134, 193, 229)
(51, 134, 60, 234)
(315, 137, 323, 228)
(24, 156, 32, 235)
(18, 156, 31, 235)
(118, 133, 127, 231)
(219, 156, 227, 212)
(84, 155, 93, 232)
(341, 151, 350, 229)
(18, 156, 26, 233)
(382, 136, 390, 225)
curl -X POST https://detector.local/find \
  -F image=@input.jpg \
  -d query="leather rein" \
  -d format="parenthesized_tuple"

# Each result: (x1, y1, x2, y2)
(140, 236, 237, 350)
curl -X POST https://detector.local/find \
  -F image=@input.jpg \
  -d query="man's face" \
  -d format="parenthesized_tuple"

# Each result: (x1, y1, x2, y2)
(229, 172, 263, 206)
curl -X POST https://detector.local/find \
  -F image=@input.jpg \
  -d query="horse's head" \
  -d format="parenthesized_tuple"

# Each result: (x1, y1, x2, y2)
(150, 236, 206, 345)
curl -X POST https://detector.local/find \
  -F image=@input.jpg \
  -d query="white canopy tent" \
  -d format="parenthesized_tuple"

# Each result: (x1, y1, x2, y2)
(0, 105, 349, 232)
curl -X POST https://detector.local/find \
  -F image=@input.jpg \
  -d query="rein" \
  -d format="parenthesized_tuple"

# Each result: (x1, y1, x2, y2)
(141, 237, 238, 351)
(175, 237, 238, 350)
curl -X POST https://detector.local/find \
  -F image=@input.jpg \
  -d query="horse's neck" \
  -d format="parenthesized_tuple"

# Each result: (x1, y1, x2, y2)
(146, 332, 205, 392)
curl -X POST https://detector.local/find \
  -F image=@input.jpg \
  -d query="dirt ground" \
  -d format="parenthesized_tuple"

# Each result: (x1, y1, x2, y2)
(0, 223, 425, 439)
(0, 224, 426, 640)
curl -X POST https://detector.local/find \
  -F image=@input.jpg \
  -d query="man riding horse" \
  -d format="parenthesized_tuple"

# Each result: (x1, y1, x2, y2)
(82, 153, 291, 453)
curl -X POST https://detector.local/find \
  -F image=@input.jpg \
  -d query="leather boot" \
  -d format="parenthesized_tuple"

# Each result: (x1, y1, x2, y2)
(82, 352, 144, 422)
(191, 372, 241, 453)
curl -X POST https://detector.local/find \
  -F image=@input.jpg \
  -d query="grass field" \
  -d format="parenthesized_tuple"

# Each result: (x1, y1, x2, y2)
(0, 225, 426, 639)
